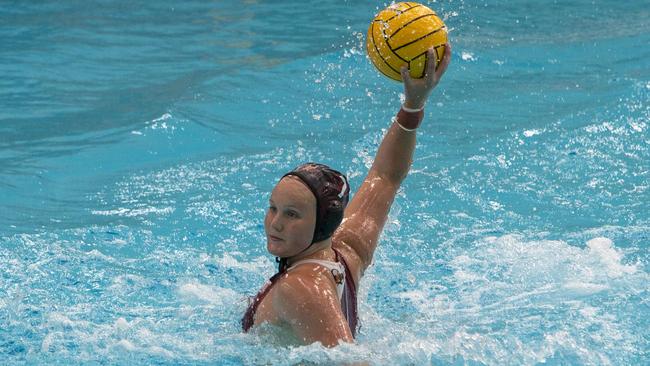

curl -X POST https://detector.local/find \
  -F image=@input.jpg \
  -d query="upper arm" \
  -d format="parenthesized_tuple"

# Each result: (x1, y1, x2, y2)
(274, 273, 354, 347)
(333, 169, 400, 273)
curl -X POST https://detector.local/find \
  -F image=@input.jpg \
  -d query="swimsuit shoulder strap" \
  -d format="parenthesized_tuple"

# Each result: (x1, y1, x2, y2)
(241, 270, 284, 332)
(332, 247, 359, 337)
(289, 259, 346, 290)
(289, 259, 344, 273)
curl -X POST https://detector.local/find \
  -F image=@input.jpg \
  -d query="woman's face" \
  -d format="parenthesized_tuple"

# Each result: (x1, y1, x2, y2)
(264, 176, 317, 258)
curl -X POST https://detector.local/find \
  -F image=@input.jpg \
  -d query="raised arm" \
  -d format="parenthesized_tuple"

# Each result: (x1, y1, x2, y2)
(334, 44, 451, 275)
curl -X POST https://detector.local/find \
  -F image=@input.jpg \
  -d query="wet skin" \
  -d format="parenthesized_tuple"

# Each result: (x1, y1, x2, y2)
(265, 176, 319, 260)
(249, 44, 452, 348)
(255, 176, 353, 346)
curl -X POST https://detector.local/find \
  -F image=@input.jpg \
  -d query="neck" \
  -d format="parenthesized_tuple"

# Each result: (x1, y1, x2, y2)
(286, 238, 335, 267)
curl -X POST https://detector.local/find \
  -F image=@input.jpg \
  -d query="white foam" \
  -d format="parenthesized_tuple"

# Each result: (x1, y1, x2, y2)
(136, 327, 154, 339)
(523, 129, 542, 137)
(85, 249, 113, 261)
(461, 51, 476, 61)
(579, 305, 599, 318)
(91, 206, 174, 217)
(27, 257, 56, 274)
(586, 237, 636, 278)
(108, 274, 149, 293)
(202, 253, 271, 273)
(628, 120, 645, 132)
(47, 312, 91, 329)
(148, 345, 174, 358)
(114, 317, 130, 331)
(177, 281, 238, 305)
(41, 332, 59, 353)
(453, 269, 482, 283)
(562, 281, 609, 295)
(393, 289, 427, 303)
(150, 113, 172, 123)
(113, 339, 137, 352)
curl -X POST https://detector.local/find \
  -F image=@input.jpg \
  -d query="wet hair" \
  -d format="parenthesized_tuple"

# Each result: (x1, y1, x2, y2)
(276, 163, 350, 271)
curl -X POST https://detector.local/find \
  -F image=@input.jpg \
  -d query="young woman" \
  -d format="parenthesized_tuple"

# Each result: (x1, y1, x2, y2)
(242, 44, 452, 347)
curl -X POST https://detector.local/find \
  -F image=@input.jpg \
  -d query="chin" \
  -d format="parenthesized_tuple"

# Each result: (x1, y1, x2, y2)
(267, 240, 285, 257)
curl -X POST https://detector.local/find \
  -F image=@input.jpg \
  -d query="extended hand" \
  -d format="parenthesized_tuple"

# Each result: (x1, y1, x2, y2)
(400, 42, 451, 110)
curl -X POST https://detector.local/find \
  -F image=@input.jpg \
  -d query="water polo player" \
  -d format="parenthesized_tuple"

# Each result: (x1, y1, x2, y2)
(242, 45, 451, 347)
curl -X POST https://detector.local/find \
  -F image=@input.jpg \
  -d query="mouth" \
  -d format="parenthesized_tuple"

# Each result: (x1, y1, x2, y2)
(268, 235, 284, 242)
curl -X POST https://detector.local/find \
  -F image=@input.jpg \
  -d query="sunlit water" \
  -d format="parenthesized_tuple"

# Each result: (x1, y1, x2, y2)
(1, 1, 648, 365)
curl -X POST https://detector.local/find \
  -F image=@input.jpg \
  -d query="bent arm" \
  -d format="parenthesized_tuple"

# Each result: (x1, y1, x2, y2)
(334, 111, 418, 271)
(335, 45, 452, 273)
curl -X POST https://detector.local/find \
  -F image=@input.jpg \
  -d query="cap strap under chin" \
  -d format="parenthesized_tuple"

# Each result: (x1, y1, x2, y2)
(276, 257, 288, 273)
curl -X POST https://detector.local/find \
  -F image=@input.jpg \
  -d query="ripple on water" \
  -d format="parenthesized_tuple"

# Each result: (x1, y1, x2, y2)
(2, 137, 649, 364)
(363, 233, 648, 365)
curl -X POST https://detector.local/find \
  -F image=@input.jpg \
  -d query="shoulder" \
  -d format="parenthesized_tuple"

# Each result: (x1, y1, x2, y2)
(271, 264, 354, 346)
(273, 265, 335, 303)
(272, 265, 340, 318)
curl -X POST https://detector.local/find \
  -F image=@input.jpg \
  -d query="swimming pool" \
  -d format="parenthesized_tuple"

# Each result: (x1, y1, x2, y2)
(1, 0, 648, 364)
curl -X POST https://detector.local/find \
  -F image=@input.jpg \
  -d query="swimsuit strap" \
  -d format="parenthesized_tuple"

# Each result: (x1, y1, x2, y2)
(243, 249, 359, 338)
(241, 270, 285, 332)
(332, 247, 359, 337)
(289, 259, 346, 299)
(289, 259, 345, 277)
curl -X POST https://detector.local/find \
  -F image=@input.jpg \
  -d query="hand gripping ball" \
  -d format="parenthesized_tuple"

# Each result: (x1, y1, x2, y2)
(366, 2, 448, 81)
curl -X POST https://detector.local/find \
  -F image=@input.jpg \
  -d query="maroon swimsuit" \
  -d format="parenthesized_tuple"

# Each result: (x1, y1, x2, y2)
(241, 248, 359, 338)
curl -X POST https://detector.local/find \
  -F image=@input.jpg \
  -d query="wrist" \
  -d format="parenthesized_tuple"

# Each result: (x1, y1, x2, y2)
(403, 100, 425, 111)
(401, 103, 424, 113)
(395, 105, 424, 131)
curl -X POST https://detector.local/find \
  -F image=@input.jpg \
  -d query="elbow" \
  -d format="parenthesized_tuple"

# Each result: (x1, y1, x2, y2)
(375, 169, 408, 188)
(372, 160, 412, 186)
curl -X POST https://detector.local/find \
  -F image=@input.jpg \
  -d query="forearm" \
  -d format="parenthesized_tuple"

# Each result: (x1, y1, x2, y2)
(369, 43, 449, 185)
(369, 107, 422, 184)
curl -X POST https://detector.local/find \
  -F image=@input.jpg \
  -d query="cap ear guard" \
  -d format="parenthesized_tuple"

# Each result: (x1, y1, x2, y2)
(337, 175, 348, 199)
(314, 194, 345, 243)
(309, 167, 349, 243)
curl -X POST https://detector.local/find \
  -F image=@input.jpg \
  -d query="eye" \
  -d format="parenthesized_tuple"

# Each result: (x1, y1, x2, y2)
(286, 210, 299, 218)
(268, 205, 277, 212)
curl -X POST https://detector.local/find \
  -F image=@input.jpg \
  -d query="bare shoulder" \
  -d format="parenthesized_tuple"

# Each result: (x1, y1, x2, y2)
(271, 265, 354, 346)
(272, 265, 337, 306)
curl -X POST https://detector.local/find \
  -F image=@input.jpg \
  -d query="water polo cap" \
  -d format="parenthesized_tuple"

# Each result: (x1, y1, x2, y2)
(282, 163, 350, 245)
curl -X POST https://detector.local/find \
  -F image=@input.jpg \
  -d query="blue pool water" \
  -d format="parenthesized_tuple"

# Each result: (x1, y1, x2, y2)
(1, 0, 648, 364)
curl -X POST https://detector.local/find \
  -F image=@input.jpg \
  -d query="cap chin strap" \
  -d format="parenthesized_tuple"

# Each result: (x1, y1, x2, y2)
(275, 165, 346, 273)
(276, 256, 288, 273)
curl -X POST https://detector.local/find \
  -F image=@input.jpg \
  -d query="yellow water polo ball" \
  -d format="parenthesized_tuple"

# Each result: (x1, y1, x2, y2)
(366, 2, 448, 81)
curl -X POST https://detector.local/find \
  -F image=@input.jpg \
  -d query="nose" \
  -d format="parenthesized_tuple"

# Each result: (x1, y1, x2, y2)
(270, 212, 283, 232)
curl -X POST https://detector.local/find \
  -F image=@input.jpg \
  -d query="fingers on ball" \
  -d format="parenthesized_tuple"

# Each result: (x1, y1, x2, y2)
(427, 48, 437, 72)
(437, 43, 452, 75)
(400, 65, 410, 81)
